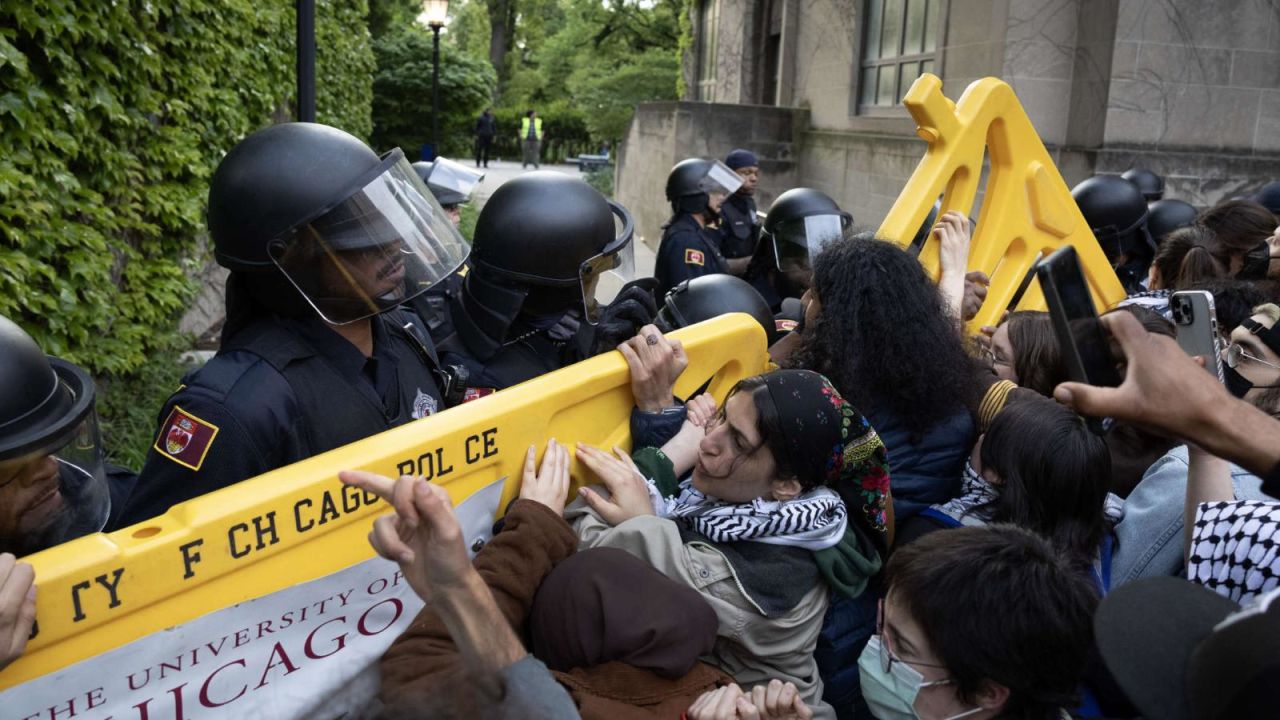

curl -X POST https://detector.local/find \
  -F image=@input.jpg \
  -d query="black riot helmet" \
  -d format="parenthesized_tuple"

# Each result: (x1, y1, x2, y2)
(1072, 175, 1154, 263)
(207, 122, 470, 325)
(0, 315, 109, 555)
(1147, 199, 1198, 244)
(1122, 168, 1164, 201)
(763, 188, 853, 275)
(1254, 181, 1280, 216)
(656, 275, 779, 345)
(468, 171, 636, 325)
(666, 158, 743, 215)
(412, 157, 484, 207)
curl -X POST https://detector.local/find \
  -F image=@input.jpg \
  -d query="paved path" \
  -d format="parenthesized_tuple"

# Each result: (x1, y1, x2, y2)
(467, 160, 657, 277)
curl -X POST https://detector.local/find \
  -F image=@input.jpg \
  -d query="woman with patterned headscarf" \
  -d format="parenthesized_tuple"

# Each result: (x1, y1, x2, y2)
(565, 368, 892, 720)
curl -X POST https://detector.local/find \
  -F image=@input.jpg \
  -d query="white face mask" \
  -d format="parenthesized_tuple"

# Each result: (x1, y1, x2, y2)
(857, 635, 984, 720)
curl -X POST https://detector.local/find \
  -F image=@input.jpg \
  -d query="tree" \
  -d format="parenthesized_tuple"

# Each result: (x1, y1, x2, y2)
(370, 29, 498, 156)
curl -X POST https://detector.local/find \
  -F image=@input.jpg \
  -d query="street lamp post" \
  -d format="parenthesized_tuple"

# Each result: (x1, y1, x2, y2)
(420, 0, 449, 159)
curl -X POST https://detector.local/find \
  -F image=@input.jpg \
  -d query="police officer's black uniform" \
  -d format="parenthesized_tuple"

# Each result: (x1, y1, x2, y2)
(120, 313, 445, 525)
(120, 123, 468, 525)
(656, 213, 729, 297)
(426, 171, 654, 394)
(718, 192, 760, 259)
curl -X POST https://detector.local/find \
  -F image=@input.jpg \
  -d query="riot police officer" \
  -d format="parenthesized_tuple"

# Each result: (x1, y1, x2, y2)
(1072, 174, 1154, 293)
(120, 123, 468, 525)
(656, 158, 743, 296)
(430, 171, 655, 394)
(744, 187, 852, 312)
(655, 274, 780, 345)
(412, 157, 484, 227)
(1255, 180, 1280, 216)
(1122, 167, 1164, 202)
(718, 149, 763, 265)
(1147, 198, 1198, 244)
(0, 314, 115, 556)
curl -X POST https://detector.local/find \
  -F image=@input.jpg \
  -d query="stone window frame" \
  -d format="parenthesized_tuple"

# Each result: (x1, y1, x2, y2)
(696, 0, 721, 102)
(854, 0, 945, 116)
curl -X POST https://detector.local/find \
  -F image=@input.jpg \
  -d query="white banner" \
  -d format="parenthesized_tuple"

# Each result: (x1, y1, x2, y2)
(5, 478, 508, 720)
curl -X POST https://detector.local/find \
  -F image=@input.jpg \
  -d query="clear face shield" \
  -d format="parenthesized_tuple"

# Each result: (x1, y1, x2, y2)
(771, 213, 851, 283)
(579, 200, 638, 324)
(267, 150, 471, 325)
(427, 157, 484, 206)
(0, 362, 109, 557)
(699, 161, 745, 210)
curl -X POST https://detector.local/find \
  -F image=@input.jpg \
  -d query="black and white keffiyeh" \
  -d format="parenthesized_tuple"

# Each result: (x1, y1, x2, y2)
(645, 478, 848, 550)
(1188, 500, 1280, 605)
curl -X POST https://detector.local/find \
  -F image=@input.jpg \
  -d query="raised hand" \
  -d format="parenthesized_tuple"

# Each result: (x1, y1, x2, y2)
(575, 443, 654, 526)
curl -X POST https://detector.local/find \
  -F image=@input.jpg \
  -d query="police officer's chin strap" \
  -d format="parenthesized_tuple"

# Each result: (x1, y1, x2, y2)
(451, 270, 530, 362)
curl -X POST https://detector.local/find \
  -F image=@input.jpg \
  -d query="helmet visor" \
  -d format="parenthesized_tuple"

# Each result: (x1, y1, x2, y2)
(772, 213, 849, 271)
(268, 153, 471, 325)
(0, 408, 109, 557)
(580, 201, 637, 324)
(427, 157, 484, 205)
(698, 160, 745, 199)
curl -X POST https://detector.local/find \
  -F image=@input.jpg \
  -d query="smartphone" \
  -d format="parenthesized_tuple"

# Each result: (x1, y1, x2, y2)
(1171, 290, 1225, 383)
(1037, 246, 1120, 433)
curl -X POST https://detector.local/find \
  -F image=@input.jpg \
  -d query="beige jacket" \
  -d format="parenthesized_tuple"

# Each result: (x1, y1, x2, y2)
(565, 499, 835, 720)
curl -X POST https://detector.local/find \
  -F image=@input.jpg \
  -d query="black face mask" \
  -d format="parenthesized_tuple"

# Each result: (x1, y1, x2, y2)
(1225, 364, 1255, 399)
(1238, 242, 1271, 280)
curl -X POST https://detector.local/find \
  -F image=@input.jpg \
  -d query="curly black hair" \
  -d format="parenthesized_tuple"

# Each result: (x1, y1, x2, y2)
(788, 236, 983, 437)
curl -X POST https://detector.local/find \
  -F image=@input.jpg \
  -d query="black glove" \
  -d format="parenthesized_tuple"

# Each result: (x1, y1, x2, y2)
(573, 284, 659, 359)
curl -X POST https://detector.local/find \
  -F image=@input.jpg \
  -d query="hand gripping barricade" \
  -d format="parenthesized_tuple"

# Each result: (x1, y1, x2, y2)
(0, 315, 769, 720)
(876, 74, 1126, 333)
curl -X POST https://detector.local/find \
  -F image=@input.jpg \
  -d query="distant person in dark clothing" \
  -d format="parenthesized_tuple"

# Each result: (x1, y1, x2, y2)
(474, 108, 496, 168)
(719, 149, 761, 268)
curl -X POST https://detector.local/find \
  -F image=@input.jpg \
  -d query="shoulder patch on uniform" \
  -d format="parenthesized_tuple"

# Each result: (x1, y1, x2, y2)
(685, 248, 705, 266)
(154, 405, 220, 471)
(775, 319, 799, 333)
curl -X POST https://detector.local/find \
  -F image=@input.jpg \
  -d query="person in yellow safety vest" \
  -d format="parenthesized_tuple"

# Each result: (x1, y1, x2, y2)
(520, 109, 543, 169)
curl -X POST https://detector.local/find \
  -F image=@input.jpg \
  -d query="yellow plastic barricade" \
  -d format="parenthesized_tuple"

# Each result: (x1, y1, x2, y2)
(1, 314, 767, 720)
(876, 74, 1125, 333)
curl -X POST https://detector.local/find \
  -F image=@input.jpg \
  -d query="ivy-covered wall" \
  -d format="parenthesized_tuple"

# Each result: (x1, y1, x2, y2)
(0, 0, 375, 378)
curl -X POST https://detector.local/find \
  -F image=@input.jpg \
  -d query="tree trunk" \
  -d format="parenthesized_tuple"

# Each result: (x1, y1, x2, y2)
(486, 0, 514, 96)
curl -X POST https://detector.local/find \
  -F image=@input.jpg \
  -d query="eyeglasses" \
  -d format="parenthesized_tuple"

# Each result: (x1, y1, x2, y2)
(1226, 343, 1280, 372)
(981, 346, 1012, 371)
(876, 600, 950, 676)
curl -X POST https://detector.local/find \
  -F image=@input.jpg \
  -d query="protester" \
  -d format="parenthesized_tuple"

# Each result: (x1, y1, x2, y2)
(984, 311, 1060, 394)
(349, 443, 737, 720)
(1096, 578, 1280, 720)
(0, 552, 35, 673)
(1114, 303, 1280, 584)
(343, 453, 579, 719)
(1053, 311, 1280, 497)
(565, 369, 892, 719)
(1188, 278, 1272, 341)
(900, 393, 1118, 592)
(789, 236, 982, 520)
(1196, 200, 1276, 279)
(474, 107, 496, 168)
(864, 524, 1099, 720)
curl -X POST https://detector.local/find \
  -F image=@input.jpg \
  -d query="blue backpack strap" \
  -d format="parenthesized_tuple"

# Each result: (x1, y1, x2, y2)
(918, 507, 964, 529)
